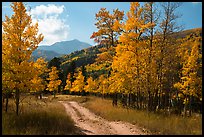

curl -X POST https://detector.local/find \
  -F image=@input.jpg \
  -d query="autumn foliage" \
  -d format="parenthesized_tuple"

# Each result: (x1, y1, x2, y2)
(86, 2, 202, 116)
(2, 2, 202, 117)
(2, 2, 44, 115)
(47, 67, 62, 97)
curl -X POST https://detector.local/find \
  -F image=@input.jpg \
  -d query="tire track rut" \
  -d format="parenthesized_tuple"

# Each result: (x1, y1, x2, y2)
(59, 101, 146, 135)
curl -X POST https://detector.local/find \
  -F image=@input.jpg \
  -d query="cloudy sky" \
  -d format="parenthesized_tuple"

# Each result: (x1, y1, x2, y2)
(2, 2, 202, 46)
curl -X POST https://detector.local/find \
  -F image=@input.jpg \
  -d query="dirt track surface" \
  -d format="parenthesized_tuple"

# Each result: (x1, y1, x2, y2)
(59, 101, 147, 135)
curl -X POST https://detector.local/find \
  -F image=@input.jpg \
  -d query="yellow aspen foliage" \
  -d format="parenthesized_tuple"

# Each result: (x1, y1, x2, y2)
(95, 52, 113, 64)
(90, 7, 124, 47)
(85, 77, 97, 93)
(46, 67, 62, 97)
(174, 36, 202, 103)
(71, 71, 85, 93)
(108, 72, 130, 94)
(30, 58, 48, 93)
(30, 76, 44, 93)
(2, 2, 43, 62)
(111, 2, 154, 98)
(64, 73, 72, 91)
(91, 7, 124, 73)
(97, 75, 109, 95)
(2, 2, 44, 115)
(33, 57, 49, 75)
(119, 2, 154, 44)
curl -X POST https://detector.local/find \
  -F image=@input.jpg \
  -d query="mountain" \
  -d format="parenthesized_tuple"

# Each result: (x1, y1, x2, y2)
(32, 49, 62, 61)
(31, 39, 92, 61)
(37, 39, 92, 55)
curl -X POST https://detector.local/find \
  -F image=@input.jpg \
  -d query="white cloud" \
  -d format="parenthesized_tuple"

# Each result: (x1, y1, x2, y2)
(30, 4, 64, 17)
(28, 4, 69, 45)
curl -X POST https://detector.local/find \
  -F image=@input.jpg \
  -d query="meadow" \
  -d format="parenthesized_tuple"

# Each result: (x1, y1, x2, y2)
(82, 96, 202, 135)
(2, 94, 202, 135)
(2, 95, 84, 135)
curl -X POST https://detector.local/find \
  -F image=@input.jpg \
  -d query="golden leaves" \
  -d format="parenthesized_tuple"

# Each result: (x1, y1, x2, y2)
(174, 34, 202, 104)
(46, 67, 62, 92)
(85, 76, 97, 93)
(71, 71, 85, 92)
(91, 7, 124, 46)
(2, 2, 45, 93)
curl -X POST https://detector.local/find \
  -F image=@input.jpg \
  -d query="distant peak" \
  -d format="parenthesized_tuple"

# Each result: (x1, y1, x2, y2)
(72, 39, 79, 41)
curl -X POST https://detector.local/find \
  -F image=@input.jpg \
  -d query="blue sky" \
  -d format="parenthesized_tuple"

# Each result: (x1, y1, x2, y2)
(2, 2, 202, 46)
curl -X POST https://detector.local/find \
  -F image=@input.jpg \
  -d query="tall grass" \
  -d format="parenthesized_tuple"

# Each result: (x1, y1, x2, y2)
(82, 96, 202, 135)
(2, 95, 84, 135)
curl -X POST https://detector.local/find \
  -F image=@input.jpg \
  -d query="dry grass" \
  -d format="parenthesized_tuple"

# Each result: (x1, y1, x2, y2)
(2, 95, 84, 135)
(8, 94, 200, 135)
(47, 94, 87, 102)
(82, 96, 202, 135)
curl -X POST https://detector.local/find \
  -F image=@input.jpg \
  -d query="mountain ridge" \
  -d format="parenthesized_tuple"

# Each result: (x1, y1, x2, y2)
(32, 39, 92, 61)
(37, 39, 92, 55)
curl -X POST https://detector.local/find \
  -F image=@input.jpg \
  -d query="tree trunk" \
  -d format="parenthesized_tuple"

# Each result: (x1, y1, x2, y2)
(127, 93, 131, 107)
(184, 103, 187, 116)
(53, 91, 56, 98)
(15, 89, 20, 116)
(3, 94, 5, 104)
(5, 93, 9, 112)
(112, 93, 118, 107)
(183, 96, 188, 117)
(155, 93, 160, 111)
(148, 91, 151, 111)
(40, 93, 42, 99)
(112, 93, 115, 106)
(189, 96, 192, 116)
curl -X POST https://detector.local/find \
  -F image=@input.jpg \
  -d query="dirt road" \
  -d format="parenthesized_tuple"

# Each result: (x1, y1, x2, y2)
(59, 101, 147, 135)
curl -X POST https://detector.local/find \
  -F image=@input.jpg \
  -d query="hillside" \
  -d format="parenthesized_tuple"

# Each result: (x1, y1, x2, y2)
(32, 49, 62, 61)
(58, 27, 202, 75)
(60, 44, 105, 67)
(172, 28, 202, 39)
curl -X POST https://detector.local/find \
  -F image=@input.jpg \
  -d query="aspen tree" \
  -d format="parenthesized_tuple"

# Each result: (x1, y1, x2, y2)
(174, 36, 202, 116)
(2, 2, 43, 115)
(46, 67, 62, 98)
(85, 76, 97, 93)
(90, 8, 124, 48)
(71, 71, 85, 95)
(31, 58, 48, 99)
(111, 2, 153, 108)
(64, 73, 72, 92)
(155, 2, 182, 110)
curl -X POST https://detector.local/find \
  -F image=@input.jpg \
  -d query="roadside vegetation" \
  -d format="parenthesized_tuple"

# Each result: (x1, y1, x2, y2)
(2, 95, 83, 135)
(81, 96, 202, 135)
(52, 95, 202, 135)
